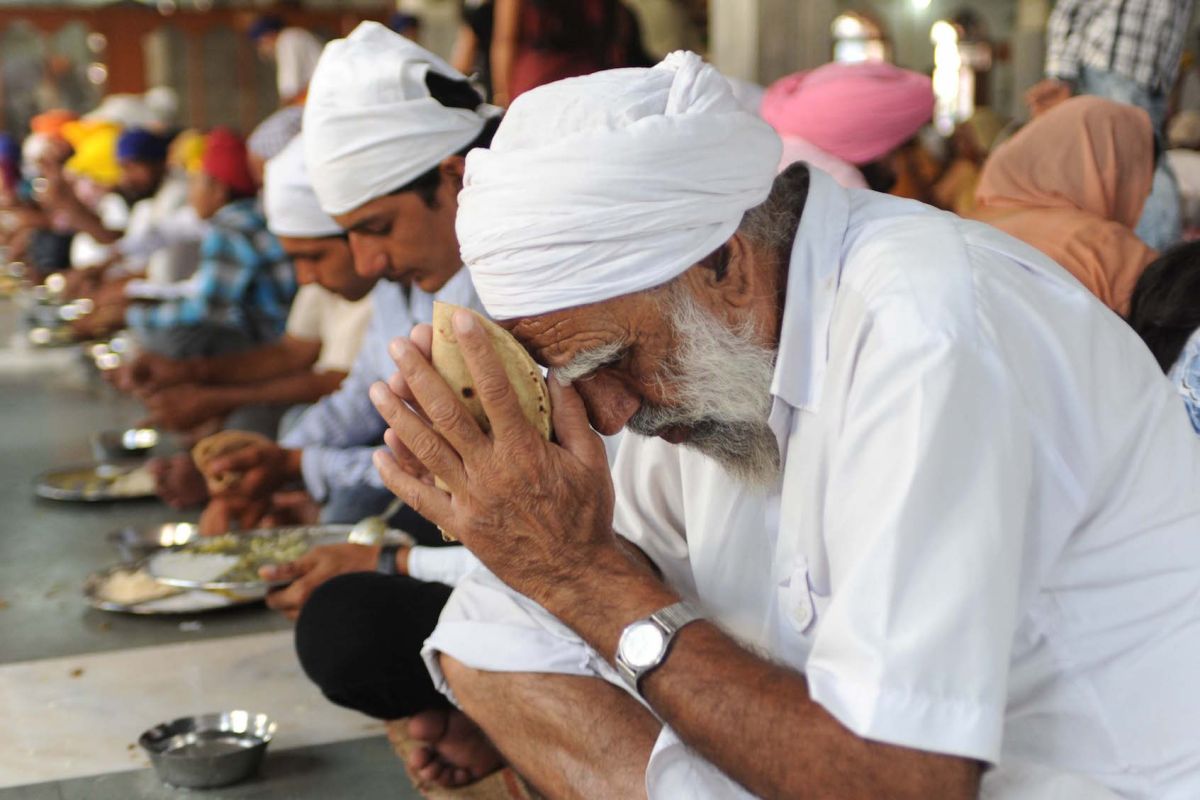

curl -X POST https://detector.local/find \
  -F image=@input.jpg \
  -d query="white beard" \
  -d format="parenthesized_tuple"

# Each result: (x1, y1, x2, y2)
(627, 285, 781, 488)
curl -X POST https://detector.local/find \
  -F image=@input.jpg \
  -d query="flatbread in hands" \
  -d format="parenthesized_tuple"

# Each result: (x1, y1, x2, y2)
(430, 302, 552, 540)
(191, 430, 273, 495)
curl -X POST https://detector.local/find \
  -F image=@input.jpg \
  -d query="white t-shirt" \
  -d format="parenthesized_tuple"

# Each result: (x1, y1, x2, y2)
(284, 283, 372, 373)
(424, 169, 1200, 799)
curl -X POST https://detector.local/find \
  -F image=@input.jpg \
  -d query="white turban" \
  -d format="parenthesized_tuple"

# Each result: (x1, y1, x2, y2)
(264, 134, 341, 239)
(456, 51, 782, 320)
(303, 21, 498, 216)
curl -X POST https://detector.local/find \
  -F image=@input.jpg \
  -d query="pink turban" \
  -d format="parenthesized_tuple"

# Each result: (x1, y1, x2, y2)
(761, 62, 934, 165)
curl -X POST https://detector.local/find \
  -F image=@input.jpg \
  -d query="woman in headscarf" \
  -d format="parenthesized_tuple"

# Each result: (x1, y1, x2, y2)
(972, 95, 1157, 315)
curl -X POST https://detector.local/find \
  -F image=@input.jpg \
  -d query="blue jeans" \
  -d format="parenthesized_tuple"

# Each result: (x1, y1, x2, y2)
(1078, 67, 1182, 251)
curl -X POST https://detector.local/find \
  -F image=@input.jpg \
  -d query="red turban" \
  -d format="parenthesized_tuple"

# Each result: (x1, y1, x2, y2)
(202, 127, 256, 197)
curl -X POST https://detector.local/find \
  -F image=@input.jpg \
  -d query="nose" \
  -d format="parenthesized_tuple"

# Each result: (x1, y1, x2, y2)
(348, 233, 390, 280)
(573, 373, 640, 436)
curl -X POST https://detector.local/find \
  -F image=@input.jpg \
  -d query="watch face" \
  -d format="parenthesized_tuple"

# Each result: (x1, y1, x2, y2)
(621, 621, 666, 669)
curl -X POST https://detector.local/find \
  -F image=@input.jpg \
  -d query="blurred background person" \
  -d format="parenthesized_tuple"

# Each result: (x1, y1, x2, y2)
(973, 96, 1157, 315)
(249, 13, 323, 107)
(1126, 242, 1200, 432)
(490, 0, 652, 107)
(1028, 0, 1195, 251)
(760, 62, 935, 194)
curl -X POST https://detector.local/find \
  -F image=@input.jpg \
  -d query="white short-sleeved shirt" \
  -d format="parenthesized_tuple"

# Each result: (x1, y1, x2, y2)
(284, 283, 373, 374)
(610, 169, 1200, 798)
(425, 169, 1200, 800)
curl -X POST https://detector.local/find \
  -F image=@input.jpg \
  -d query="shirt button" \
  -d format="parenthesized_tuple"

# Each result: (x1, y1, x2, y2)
(791, 598, 814, 630)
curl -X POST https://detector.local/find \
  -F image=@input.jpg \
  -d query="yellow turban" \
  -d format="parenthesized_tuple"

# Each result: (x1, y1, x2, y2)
(62, 121, 122, 186)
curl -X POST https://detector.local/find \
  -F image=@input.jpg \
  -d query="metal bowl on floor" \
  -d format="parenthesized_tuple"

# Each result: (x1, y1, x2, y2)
(91, 427, 162, 462)
(139, 711, 276, 789)
(107, 522, 201, 563)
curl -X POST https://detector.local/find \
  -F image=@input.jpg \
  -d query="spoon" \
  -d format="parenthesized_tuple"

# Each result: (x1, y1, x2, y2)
(348, 496, 404, 545)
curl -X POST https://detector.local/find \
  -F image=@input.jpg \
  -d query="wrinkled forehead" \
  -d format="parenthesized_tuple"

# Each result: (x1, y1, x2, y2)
(501, 292, 651, 368)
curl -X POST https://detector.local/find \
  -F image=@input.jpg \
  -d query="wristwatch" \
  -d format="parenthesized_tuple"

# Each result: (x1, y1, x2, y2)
(376, 543, 402, 576)
(615, 600, 705, 694)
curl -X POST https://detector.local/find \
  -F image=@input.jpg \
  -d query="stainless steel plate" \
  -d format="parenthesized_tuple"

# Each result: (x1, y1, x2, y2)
(107, 522, 202, 563)
(83, 563, 266, 615)
(35, 461, 157, 502)
(147, 524, 415, 592)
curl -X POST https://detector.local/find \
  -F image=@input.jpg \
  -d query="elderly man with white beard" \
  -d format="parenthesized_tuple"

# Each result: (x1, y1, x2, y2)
(366, 52, 1200, 799)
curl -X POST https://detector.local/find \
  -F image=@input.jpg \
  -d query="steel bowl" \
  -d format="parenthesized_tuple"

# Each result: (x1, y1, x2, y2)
(91, 427, 162, 462)
(139, 711, 276, 789)
(107, 522, 201, 563)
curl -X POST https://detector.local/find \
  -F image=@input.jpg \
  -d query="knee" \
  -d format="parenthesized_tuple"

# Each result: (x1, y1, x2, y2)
(294, 573, 384, 690)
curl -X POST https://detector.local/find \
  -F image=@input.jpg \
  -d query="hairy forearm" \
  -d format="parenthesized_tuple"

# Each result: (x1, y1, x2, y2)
(442, 657, 656, 800)
(190, 337, 320, 385)
(542, 550, 980, 800)
(209, 369, 346, 411)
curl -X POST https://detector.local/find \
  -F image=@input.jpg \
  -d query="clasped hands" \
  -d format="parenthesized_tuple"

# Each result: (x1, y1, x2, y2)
(368, 309, 626, 608)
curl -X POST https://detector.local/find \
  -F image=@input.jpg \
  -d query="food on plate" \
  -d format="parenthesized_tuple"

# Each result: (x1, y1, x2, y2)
(98, 567, 180, 605)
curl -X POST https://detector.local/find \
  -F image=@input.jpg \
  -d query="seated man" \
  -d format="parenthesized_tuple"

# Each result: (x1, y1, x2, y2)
(368, 54, 1200, 798)
(197, 22, 493, 531)
(118, 135, 375, 436)
(124, 128, 296, 359)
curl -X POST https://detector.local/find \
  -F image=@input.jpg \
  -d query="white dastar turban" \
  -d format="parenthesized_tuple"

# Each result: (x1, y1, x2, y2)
(303, 21, 498, 216)
(264, 134, 341, 239)
(456, 51, 782, 320)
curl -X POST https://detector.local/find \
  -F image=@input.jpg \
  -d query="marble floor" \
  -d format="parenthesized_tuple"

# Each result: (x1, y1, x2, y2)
(0, 304, 419, 798)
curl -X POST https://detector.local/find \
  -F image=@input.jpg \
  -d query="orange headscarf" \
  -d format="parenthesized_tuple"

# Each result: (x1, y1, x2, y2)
(972, 96, 1157, 315)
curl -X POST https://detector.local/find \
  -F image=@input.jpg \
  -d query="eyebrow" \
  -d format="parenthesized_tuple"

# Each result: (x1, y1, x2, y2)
(552, 341, 627, 386)
(345, 215, 388, 235)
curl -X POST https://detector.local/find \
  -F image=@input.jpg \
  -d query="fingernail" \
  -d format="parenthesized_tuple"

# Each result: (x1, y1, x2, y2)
(368, 382, 389, 405)
(452, 309, 476, 333)
(388, 337, 408, 360)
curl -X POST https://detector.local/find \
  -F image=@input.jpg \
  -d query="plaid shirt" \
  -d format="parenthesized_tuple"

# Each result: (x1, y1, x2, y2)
(126, 198, 295, 339)
(1046, 0, 1195, 93)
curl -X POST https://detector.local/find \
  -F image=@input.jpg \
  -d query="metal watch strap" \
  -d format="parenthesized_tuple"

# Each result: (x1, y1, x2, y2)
(616, 600, 705, 693)
(653, 600, 705, 633)
(376, 543, 401, 576)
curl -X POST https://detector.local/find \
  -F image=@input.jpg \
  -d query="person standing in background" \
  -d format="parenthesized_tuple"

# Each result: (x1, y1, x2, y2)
(1027, 0, 1195, 251)
(490, 0, 651, 107)
(249, 15, 324, 107)
(451, 0, 495, 100)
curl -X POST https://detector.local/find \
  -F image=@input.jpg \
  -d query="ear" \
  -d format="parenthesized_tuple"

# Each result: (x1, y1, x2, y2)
(440, 155, 467, 192)
(689, 233, 758, 311)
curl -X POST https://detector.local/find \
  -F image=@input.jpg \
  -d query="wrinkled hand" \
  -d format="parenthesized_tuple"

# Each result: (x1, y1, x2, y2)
(368, 311, 617, 606)
(260, 543, 387, 620)
(150, 453, 209, 509)
(143, 384, 224, 431)
(1025, 78, 1072, 117)
(205, 441, 300, 501)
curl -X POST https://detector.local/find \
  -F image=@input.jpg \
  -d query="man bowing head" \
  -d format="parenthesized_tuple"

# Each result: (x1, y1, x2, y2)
(371, 52, 1200, 799)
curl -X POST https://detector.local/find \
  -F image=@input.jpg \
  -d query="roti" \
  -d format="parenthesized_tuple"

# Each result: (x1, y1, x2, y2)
(430, 302, 552, 540)
(431, 302, 552, 440)
(191, 430, 273, 494)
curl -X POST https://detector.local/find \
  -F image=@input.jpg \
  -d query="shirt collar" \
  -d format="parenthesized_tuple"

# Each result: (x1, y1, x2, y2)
(769, 167, 851, 415)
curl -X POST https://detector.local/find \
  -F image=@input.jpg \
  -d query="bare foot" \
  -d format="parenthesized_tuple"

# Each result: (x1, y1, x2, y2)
(405, 709, 504, 789)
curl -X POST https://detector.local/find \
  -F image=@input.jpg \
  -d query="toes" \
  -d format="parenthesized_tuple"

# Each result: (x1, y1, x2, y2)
(451, 767, 471, 786)
(408, 745, 435, 772)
